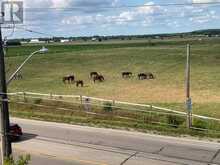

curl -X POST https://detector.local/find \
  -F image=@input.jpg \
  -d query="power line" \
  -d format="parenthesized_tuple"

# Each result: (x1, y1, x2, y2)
(14, 26, 54, 37)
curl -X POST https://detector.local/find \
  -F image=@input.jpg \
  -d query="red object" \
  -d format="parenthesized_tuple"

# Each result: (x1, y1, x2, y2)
(9, 123, 23, 141)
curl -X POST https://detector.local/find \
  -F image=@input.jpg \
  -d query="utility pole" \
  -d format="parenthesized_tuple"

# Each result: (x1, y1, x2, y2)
(0, 23, 12, 161)
(186, 44, 192, 128)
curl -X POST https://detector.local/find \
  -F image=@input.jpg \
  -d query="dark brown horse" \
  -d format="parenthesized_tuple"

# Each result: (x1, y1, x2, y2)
(93, 75, 105, 83)
(138, 73, 147, 80)
(122, 72, 132, 78)
(90, 72, 99, 79)
(63, 75, 75, 84)
(138, 73, 155, 80)
(76, 80, 84, 87)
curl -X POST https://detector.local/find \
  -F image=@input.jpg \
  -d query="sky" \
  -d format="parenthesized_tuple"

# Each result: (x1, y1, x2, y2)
(1, 0, 220, 38)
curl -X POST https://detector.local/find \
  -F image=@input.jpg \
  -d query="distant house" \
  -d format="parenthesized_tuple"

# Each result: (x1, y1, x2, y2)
(21, 41, 29, 44)
(91, 37, 97, 41)
(60, 39, 70, 43)
(29, 39, 46, 44)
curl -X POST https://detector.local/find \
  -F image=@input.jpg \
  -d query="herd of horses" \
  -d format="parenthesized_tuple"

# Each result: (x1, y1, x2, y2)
(62, 72, 105, 87)
(63, 71, 155, 87)
(122, 72, 155, 80)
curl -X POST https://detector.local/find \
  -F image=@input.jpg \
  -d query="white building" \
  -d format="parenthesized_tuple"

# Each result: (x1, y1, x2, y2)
(60, 39, 70, 43)
(29, 39, 46, 44)
(91, 37, 97, 41)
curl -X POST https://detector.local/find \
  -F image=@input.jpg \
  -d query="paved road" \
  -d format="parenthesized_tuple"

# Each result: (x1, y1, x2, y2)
(10, 118, 220, 165)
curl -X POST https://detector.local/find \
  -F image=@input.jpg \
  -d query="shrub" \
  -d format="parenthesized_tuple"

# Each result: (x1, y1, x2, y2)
(4, 155, 31, 165)
(103, 102, 113, 112)
(33, 99, 42, 104)
(167, 115, 185, 128)
(193, 119, 208, 129)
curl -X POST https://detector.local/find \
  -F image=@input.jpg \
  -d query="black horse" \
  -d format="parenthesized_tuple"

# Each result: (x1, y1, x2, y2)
(122, 72, 132, 78)
(63, 75, 75, 84)
(76, 80, 84, 87)
(90, 72, 99, 79)
(93, 75, 105, 83)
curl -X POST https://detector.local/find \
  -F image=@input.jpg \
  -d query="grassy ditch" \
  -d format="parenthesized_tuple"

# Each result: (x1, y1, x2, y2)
(9, 98, 220, 139)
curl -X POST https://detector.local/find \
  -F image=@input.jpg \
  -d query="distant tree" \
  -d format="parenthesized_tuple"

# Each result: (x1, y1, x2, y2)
(180, 34, 184, 38)
(6, 40, 21, 46)
(98, 38, 102, 42)
(53, 37, 62, 42)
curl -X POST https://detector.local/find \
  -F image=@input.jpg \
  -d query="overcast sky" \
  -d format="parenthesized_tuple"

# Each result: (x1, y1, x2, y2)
(1, 0, 220, 38)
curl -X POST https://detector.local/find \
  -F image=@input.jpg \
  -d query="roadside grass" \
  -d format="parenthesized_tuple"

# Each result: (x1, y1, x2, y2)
(10, 105, 220, 139)
(151, 102, 220, 119)
(9, 98, 220, 139)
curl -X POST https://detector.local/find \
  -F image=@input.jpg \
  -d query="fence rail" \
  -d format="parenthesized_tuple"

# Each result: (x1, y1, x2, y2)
(6, 91, 220, 120)
(2, 91, 220, 132)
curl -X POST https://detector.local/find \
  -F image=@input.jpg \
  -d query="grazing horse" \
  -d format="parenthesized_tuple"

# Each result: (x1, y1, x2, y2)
(146, 72, 155, 79)
(138, 73, 155, 80)
(63, 75, 75, 84)
(76, 80, 84, 87)
(122, 72, 132, 78)
(93, 75, 105, 83)
(138, 73, 148, 80)
(90, 72, 99, 79)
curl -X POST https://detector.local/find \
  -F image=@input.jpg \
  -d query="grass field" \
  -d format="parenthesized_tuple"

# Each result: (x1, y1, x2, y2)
(5, 38, 220, 118)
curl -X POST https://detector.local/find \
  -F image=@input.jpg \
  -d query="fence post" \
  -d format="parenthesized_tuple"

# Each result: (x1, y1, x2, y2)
(80, 95, 83, 105)
(112, 100, 115, 106)
(186, 44, 192, 128)
(84, 97, 91, 111)
(50, 93, 53, 99)
(112, 100, 116, 113)
(23, 92, 26, 102)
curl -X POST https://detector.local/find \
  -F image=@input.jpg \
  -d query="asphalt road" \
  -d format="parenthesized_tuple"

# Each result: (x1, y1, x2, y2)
(9, 118, 220, 165)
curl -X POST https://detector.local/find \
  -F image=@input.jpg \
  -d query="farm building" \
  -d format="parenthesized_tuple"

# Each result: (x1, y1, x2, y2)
(60, 39, 70, 43)
(29, 39, 46, 44)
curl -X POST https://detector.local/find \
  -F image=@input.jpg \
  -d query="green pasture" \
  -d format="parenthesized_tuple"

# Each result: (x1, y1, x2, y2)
(5, 38, 220, 118)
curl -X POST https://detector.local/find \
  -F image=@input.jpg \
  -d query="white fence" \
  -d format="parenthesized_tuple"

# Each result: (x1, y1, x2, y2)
(6, 91, 220, 123)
